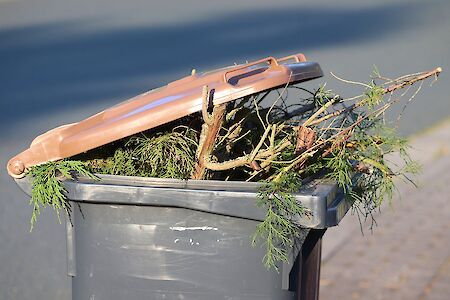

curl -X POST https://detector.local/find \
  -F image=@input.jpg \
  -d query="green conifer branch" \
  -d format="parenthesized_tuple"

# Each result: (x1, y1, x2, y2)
(26, 160, 97, 231)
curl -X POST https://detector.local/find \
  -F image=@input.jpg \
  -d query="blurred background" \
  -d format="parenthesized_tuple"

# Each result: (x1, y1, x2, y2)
(1, 0, 449, 299)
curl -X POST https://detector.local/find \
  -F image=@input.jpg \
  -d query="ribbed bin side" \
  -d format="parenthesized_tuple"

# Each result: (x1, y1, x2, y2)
(70, 202, 299, 300)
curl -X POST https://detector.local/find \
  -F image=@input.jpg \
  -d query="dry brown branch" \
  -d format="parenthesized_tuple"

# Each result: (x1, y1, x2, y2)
(204, 140, 292, 171)
(201, 85, 214, 126)
(192, 86, 227, 179)
(385, 67, 442, 93)
(303, 96, 340, 126)
(295, 126, 316, 155)
(272, 115, 367, 181)
(307, 67, 442, 127)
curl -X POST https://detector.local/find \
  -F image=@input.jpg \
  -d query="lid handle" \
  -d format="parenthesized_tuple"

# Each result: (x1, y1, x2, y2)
(278, 53, 307, 63)
(223, 56, 279, 83)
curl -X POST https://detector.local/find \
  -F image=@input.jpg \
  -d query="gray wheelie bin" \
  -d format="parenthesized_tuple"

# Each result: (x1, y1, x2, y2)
(8, 53, 350, 299)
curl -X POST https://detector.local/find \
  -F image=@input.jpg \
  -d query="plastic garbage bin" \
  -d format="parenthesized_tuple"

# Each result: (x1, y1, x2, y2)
(9, 53, 349, 299)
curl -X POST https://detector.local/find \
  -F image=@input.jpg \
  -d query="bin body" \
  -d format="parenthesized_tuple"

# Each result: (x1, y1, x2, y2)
(70, 202, 297, 300)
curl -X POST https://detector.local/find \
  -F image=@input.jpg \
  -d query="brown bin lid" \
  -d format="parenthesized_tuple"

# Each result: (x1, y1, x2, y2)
(7, 53, 323, 178)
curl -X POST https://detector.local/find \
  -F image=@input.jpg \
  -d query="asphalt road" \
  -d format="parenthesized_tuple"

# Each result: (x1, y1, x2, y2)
(0, 0, 449, 299)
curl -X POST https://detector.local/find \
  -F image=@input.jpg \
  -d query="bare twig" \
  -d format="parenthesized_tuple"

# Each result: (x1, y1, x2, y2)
(192, 86, 227, 179)
(308, 67, 442, 127)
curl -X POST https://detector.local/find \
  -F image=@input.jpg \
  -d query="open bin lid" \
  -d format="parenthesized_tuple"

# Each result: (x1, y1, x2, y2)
(7, 53, 323, 178)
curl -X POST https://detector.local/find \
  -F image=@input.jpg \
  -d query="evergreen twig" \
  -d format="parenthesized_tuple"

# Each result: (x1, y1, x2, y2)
(26, 160, 97, 231)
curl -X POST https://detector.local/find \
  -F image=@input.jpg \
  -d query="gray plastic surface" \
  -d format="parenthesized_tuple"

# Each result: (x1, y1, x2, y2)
(15, 175, 350, 300)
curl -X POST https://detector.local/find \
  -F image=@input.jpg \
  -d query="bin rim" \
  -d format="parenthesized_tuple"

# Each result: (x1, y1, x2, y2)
(14, 173, 349, 228)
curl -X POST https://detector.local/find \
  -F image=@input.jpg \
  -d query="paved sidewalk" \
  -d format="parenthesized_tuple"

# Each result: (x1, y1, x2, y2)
(320, 120, 450, 300)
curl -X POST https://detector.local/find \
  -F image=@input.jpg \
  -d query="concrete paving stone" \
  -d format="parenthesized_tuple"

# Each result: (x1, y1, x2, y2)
(320, 121, 450, 300)
(421, 258, 450, 300)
